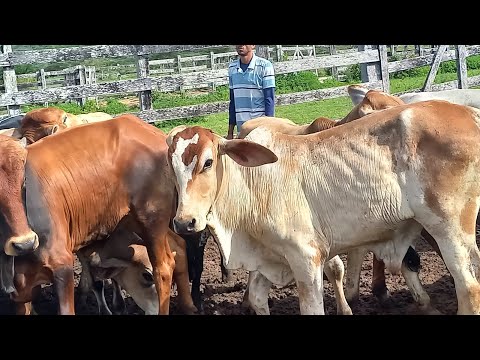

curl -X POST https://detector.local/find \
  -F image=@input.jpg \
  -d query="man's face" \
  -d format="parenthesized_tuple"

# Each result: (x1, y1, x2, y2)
(236, 45, 255, 56)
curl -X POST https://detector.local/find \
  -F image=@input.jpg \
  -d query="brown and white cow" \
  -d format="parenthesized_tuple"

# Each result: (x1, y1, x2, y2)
(167, 100, 480, 315)
(0, 115, 179, 315)
(17, 107, 113, 144)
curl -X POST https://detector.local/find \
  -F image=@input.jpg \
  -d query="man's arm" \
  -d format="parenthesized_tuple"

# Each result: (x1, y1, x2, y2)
(227, 88, 236, 139)
(263, 87, 275, 117)
(262, 60, 276, 117)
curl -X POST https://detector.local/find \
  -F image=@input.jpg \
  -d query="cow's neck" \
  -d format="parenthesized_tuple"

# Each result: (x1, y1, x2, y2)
(206, 154, 276, 268)
(23, 158, 52, 246)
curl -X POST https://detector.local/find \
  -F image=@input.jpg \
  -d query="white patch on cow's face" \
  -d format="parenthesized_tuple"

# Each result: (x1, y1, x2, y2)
(171, 133, 199, 200)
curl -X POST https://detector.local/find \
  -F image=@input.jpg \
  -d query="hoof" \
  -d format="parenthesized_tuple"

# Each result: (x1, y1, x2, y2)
(346, 294, 359, 307)
(181, 303, 200, 315)
(374, 289, 391, 305)
(419, 305, 442, 315)
(337, 307, 354, 315)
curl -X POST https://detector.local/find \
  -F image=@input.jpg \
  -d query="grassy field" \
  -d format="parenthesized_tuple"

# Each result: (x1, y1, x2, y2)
(13, 52, 480, 136)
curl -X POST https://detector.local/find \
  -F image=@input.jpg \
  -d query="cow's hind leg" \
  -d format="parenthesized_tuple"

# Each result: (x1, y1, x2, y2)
(376, 221, 438, 314)
(324, 255, 352, 315)
(372, 256, 390, 303)
(419, 218, 480, 315)
(345, 248, 367, 306)
(400, 245, 441, 314)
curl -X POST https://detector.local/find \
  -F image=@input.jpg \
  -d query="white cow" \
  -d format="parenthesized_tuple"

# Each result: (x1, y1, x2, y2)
(167, 100, 480, 315)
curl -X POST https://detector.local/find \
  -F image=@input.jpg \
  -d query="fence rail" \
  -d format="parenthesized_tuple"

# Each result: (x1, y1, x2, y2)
(1, 45, 477, 122)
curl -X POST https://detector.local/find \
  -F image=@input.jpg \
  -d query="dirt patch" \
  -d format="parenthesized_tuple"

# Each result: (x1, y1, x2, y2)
(0, 228, 471, 315)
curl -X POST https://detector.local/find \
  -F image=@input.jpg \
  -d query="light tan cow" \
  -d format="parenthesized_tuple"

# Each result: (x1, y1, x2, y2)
(76, 227, 196, 315)
(234, 93, 439, 314)
(238, 116, 337, 139)
(0, 128, 22, 137)
(347, 83, 480, 109)
(17, 107, 113, 144)
(167, 100, 480, 315)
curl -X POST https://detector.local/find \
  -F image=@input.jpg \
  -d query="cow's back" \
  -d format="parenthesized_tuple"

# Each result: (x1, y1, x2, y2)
(25, 115, 172, 249)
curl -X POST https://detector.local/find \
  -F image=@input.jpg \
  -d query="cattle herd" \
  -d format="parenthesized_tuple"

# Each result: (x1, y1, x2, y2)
(1, 84, 480, 315)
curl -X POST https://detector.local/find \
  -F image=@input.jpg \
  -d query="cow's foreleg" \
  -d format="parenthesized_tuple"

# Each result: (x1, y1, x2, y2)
(286, 238, 326, 315)
(91, 280, 113, 315)
(52, 259, 76, 315)
(324, 255, 352, 315)
(143, 221, 175, 315)
(110, 278, 127, 315)
(242, 270, 272, 315)
(190, 232, 207, 313)
(296, 266, 325, 315)
(169, 232, 198, 315)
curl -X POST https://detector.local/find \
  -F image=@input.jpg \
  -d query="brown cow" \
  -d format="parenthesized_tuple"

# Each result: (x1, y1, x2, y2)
(0, 115, 179, 315)
(0, 136, 39, 257)
(11, 106, 211, 313)
(17, 107, 113, 144)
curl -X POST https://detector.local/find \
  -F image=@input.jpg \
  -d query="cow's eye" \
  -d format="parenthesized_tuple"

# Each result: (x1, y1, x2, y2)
(203, 159, 213, 170)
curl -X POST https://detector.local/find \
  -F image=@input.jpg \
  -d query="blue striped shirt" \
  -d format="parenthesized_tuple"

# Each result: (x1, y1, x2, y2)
(228, 54, 275, 130)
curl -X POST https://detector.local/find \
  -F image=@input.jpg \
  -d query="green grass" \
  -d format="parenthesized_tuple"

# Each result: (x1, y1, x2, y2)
(17, 57, 480, 137)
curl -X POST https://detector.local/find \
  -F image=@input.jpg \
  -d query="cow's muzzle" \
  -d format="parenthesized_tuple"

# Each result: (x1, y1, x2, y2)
(4, 231, 39, 256)
(173, 217, 200, 234)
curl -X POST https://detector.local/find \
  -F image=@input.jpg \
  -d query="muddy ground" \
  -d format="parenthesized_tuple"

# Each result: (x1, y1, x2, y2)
(0, 227, 472, 315)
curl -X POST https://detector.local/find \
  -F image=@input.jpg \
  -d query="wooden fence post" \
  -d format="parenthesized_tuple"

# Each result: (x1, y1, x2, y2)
(422, 45, 448, 91)
(2, 45, 21, 116)
(358, 45, 381, 84)
(378, 45, 390, 93)
(256, 45, 268, 59)
(210, 51, 216, 92)
(329, 45, 338, 80)
(37, 68, 48, 107)
(276, 45, 283, 61)
(455, 45, 468, 89)
(177, 55, 184, 93)
(136, 53, 152, 111)
(85, 66, 98, 105)
(77, 65, 87, 107)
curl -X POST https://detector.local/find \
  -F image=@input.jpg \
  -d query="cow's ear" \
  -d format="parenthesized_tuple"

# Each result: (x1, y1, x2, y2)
(219, 138, 278, 167)
(48, 124, 59, 135)
(97, 257, 130, 269)
(19, 137, 28, 148)
(167, 125, 188, 146)
(347, 84, 369, 105)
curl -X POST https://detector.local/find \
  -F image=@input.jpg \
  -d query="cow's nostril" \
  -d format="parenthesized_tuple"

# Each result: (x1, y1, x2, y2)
(187, 218, 196, 231)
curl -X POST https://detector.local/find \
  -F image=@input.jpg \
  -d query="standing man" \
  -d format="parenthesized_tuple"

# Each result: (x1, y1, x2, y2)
(227, 45, 276, 139)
